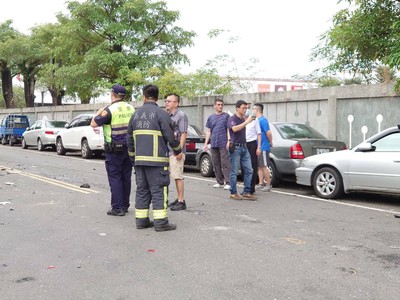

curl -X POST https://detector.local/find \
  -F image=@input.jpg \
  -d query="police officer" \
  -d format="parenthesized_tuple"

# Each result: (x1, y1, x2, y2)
(127, 84, 182, 232)
(91, 84, 135, 216)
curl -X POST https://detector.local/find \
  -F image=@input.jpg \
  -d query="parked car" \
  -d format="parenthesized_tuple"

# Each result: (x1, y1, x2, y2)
(22, 118, 67, 151)
(56, 114, 104, 159)
(185, 124, 207, 167)
(0, 114, 30, 146)
(195, 122, 347, 186)
(296, 125, 400, 199)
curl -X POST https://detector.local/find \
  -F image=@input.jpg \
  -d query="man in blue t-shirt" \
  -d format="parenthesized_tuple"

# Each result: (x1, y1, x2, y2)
(204, 99, 231, 190)
(253, 103, 273, 191)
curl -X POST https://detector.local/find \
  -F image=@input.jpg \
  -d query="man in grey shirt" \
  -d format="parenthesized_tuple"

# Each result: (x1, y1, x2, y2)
(165, 93, 188, 211)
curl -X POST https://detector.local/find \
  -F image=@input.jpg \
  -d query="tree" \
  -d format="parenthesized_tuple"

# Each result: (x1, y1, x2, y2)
(49, 0, 195, 103)
(0, 20, 21, 108)
(311, 0, 400, 84)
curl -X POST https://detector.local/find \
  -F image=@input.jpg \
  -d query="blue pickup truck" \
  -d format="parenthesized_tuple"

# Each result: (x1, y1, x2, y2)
(0, 114, 30, 146)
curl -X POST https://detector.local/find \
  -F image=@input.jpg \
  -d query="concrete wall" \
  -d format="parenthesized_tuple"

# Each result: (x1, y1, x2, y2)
(2, 83, 399, 148)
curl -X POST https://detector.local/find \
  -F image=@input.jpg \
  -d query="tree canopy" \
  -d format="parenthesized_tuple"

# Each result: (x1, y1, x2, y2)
(311, 0, 400, 86)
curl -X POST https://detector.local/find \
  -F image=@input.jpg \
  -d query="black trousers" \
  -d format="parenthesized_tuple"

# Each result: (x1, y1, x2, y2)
(246, 140, 259, 194)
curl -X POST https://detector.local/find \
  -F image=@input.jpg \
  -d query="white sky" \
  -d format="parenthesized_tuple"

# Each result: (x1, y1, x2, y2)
(0, 0, 346, 78)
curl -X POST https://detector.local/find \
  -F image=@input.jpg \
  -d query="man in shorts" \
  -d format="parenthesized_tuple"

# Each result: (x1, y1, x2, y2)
(253, 103, 273, 191)
(165, 93, 188, 211)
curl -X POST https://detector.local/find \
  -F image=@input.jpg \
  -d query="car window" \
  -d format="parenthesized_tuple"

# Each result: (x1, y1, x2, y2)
(78, 116, 92, 127)
(372, 132, 400, 152)
(35, 121, 42, 130)
(275, 123, 326, 139)
(69, 118, 80, 128)
(187, 125, 204, 136)
(46, 121, 67, 128)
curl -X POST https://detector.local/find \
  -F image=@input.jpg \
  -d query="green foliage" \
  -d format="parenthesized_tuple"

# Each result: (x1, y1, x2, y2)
(317, 76, 342, 87)
(0, 85, 25, 108)
(311, 0, 400, 84)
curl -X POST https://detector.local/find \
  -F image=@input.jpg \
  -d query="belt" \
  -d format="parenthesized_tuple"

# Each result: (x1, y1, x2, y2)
(234, 143, 247, 147)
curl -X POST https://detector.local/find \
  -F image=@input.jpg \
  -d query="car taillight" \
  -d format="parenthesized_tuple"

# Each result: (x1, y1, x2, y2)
(93, 127, 101, 134)
(186, 142, 196, 150)
(44, 131, 55, 135)
(290, 143, 304, 159)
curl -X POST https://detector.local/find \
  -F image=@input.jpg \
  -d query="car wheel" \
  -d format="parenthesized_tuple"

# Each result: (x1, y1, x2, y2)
(21, 138, 28, 149)
(81, 139, 93, 159)
(1, 137, 6, 145)
(56, 138, 67, 155)
(269, 161, 281, 187)
(312, 167, 344, 199)
(200, 153, 214, 177)
(37, 138, 45, 151)
(9, 137, 14, 146)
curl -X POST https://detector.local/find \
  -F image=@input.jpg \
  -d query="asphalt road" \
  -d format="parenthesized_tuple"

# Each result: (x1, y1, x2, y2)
(1, 145, 400, 300)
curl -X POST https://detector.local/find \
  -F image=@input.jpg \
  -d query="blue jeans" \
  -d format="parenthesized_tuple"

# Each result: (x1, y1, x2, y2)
(229, 146, 253, 195)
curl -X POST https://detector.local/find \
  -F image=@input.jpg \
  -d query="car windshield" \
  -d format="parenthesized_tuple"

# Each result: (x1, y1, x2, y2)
(188, 125, 205, 136)
(46, 121, 68, 128)
(275, 123, 326, 139)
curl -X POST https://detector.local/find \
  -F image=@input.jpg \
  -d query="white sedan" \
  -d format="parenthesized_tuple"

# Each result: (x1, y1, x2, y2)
(296, 125, 400, 199)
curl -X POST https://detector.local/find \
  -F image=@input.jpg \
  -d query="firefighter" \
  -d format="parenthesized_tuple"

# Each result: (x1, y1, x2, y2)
(127, 84, 182, 232)
(91, 84, 135, 216)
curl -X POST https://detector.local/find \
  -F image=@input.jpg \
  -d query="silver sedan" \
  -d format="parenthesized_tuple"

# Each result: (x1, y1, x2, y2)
(296, 125, 400, 199)
(22, 119, 67, 151)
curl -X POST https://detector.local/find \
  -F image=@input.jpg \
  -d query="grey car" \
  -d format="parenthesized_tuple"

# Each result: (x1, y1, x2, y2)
(195, 122, 347, 186)
(296, 124, 400, 199)
(22, 119, 67, 151)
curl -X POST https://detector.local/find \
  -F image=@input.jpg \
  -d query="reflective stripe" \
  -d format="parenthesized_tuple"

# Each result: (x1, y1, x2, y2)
(163, 177, 168, 209)
(135, 156, 169, 163)
(112, 129, 128, 135)
(153, 209, 168, 219)
(133, 130, 162, 136)
(135, 209, 149, 219)
(128, 151, 135, 157)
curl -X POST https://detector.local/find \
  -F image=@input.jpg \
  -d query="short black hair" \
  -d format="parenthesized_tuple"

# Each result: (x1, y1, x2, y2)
(143, 84, 159, 101)
(214, 98, 224, 105)
(254, 102, 264, 113)
(235, 99, 247, 108)
(166, 93, 180, 103)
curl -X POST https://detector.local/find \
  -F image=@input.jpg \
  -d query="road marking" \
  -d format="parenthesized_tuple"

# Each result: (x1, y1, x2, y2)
(0, 165, 99, 194)
(185, 175, 400, 215)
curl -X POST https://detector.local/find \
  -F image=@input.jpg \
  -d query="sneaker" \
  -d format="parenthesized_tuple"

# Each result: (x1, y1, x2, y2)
(107, 207, 125, 216)
(242, 193, 257, 201)
(155, 223, 177, 232)
(262, 185, 271, 192)
(170, 200, 186, 211)
(213, 183, 223, 188)
(168, 199, 178, 207)
(230, 194, 242, 200)
(223, 184, 230, 190)
(137, 221, 155, 229)
(255, 184, 265, 190)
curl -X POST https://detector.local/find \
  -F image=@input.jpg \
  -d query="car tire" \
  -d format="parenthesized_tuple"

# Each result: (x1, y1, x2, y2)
(37, 138, 45, 151)
(1, 137, 6, 145)
(312, 167, 344, 199)
(200, 153, 214, 177)
(9, 137, 14, 146)
(21, 138, 28, 149)
(269, 161, 281, 187)
(81, 139, 93, 159)
(56, 138, 67, 155)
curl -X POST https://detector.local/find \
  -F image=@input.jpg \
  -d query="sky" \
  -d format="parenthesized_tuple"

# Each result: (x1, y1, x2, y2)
(0, 0, 346, 79)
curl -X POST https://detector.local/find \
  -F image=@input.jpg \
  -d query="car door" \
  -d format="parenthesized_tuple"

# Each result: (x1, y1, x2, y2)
(25, 121, 39, 146)
(62, 117, 81, 149)
(348, 132, 400, 191)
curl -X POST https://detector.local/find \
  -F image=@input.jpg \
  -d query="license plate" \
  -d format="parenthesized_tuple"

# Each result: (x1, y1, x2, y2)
(195, 143, 204, 149)
(316, 148, 330, 154)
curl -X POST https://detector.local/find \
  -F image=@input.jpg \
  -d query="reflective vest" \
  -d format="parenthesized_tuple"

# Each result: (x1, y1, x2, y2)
(103, 101, 134, 143)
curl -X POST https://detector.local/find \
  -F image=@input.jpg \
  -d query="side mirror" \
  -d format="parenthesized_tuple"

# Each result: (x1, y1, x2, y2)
(64, 123, 69, 128)
(357, 142, 374, 152)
